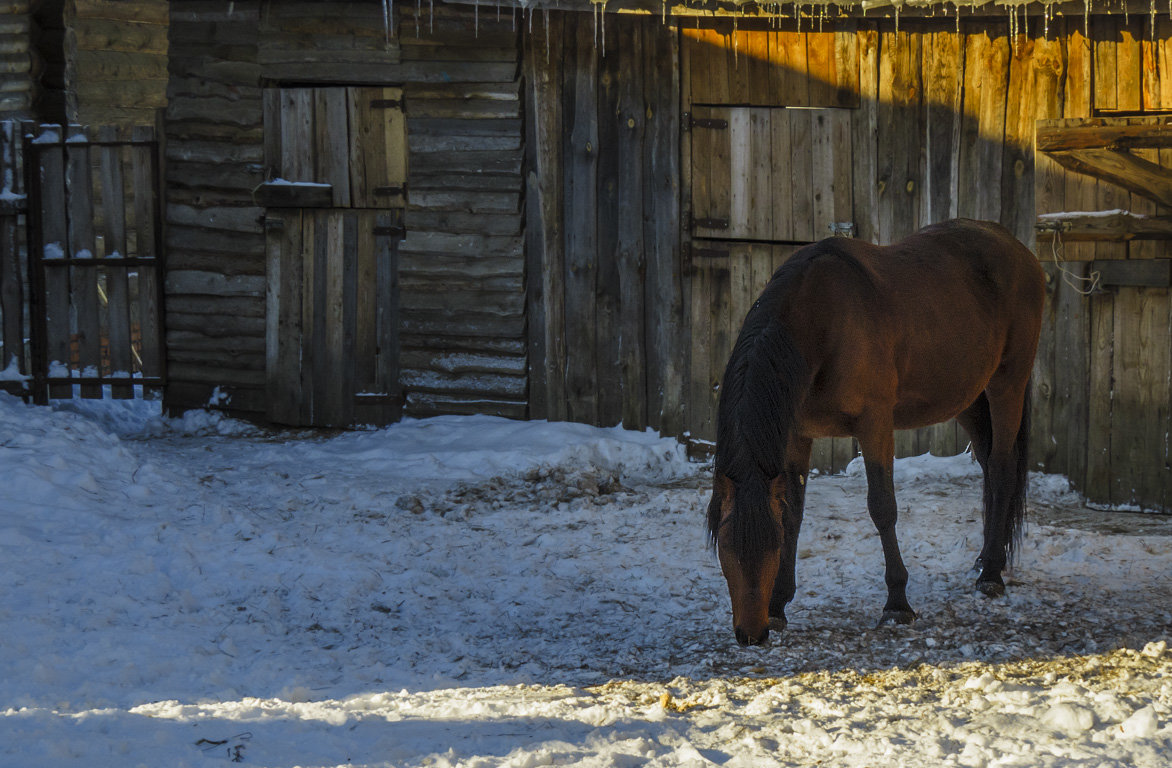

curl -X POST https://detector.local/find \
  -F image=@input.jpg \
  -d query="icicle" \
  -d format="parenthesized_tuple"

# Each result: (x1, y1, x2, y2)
(662, 0, 667, 24)
(593, 1, 599, 51)
(429, 0, 434, 34)
(474, 0, 479, 38)
(415, 0, 421, 38)
(955, 1, 960, 35)
(545, 7, 551, 64)
(383, 0, 394, 44)
(733, 14, 739, 68)
(602, 0, 607, 59)
(1085, 0, 1090, 37)
(895, 2, 901, 35)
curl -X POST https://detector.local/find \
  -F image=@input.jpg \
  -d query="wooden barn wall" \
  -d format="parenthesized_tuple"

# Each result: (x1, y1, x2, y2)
(530, 13, 1169, 509)
(0, 1, 32, 119)
(524, 12, 684, 435)
(164, 1, 524, 420)
(66, 0, 168, 126)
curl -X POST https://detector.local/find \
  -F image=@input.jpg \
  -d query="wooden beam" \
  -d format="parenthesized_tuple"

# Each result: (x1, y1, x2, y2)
(1036, 210, 1172, 241)
(1047, 148, 1172, 209)
(1037, 121, 1172, 152)
(1093, 259, 1172, 288)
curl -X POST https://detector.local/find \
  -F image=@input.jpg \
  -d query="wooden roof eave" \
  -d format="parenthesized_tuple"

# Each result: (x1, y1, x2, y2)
(438, 0, 1172, 20)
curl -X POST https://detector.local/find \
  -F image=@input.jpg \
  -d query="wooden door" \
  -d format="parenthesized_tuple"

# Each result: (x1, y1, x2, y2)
(690, 106, 853, 242)
(261, 86, 407, 427)
(1034, 116, 1172, 511)
(687, 106, 856, 471)
(265, 209, 402, 428)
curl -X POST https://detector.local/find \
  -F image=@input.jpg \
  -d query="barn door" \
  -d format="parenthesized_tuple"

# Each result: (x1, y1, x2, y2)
(1034, 116, 1172, 511)
(686, 106, 855, 469)
(260, 86, 407, 427)
(689, 106, 853, 241)
(265, 209, 401, 427)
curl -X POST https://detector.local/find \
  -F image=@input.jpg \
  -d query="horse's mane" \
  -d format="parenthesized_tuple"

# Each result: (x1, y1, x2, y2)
(707, 256, 812, 559)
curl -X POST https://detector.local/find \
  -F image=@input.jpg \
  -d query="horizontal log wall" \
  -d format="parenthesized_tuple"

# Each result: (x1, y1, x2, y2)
(67, 0, 168, 125)
(164, 1, 525, 421)
(0, 1, 31, 119)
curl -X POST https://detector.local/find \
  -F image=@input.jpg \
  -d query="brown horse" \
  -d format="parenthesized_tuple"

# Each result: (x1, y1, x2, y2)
(707, 219, 1045, 646)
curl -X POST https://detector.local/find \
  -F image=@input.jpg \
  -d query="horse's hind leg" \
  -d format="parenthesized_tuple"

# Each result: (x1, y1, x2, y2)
(973, 376, 1032, 597)
(857, 423, 916, 625)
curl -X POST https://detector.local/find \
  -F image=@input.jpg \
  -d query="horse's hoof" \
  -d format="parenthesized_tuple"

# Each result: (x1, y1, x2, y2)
(975, 579, 1006, 598)
(768, 615, 787, 632)
(877, 609, 917, 627)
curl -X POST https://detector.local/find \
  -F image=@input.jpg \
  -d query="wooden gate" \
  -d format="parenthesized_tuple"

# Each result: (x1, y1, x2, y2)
(23, 123, 165, 402)
(259, 85, 407, 427)
(1035, 116, 1172, 511)
(686, 105, 857, 470)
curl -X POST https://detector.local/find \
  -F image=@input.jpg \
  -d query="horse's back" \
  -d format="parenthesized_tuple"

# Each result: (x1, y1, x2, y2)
(768, 219, 1044, 433)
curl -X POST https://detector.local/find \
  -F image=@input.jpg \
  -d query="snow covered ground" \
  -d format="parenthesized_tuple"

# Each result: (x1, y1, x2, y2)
(2, 391, 1172, 767)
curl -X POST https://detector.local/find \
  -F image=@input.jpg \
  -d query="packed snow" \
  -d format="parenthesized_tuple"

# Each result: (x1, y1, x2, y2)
(2, 391, 1172, 767)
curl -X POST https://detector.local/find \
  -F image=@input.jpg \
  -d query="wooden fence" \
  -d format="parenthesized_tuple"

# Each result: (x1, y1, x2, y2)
(0, 121, 166, 402)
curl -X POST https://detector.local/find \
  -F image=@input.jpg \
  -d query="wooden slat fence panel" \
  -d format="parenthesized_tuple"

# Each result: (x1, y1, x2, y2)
(0, 121, 25, 393)
(25, 122, 165, 402)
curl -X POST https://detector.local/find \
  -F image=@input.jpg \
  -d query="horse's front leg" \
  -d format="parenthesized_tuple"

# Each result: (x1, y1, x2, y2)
(769, 438, 812, 631)
(858, 427, 916, 625)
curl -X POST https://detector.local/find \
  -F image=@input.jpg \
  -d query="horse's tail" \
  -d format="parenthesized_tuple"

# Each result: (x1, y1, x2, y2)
(973, 382, 1030, 564)
(1004, 379, 1031, 562)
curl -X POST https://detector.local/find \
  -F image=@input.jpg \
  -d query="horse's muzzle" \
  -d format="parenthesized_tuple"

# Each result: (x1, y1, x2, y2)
(735, 626, 770, 647)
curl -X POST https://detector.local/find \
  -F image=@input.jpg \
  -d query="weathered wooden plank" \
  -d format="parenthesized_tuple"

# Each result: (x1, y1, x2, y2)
(1002, 28, 1038, 246)
(1036, 118, 1172, 152)
(131, 125, 162, 380)
(770, 107, 794, 241)
(563, 18, 599, 425)
(595, 27, 624, 429)
(774, 29, 809, 106)
(1046, 148, 1172, 210)
(877, 23, 922, 243)
(833, 23, 860, 109)
(1037, 210, 1172, 242)
(1092, 15, 1118, 112)
(789, 108, 814, 241)
(727, 107, 752, 239)
(807, 30, 836, 108)
(691, 106, 732, 239)
(1110, 286, 1171, 509)
(65, 130, 101, 398)
(97, 127, 133, 397)
(1086, 291, 1117, 502)
(958, 25, 1008, 223)
(615, 21, 647, 431)
(0, 120, 21, 380)
(852, 25, 879, 244)
(1115, 17, 1144, 113)
(643, 18, 684, 435)
(315, 88, 351, 207)
(922, 28, 962, 225)
(265, 211, 301, 425)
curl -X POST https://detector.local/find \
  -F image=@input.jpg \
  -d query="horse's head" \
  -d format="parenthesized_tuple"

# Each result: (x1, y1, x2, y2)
(708, 472, 786, 646)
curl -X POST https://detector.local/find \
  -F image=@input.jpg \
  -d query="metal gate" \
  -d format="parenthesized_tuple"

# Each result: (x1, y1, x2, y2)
(20, 122, 165, 403)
